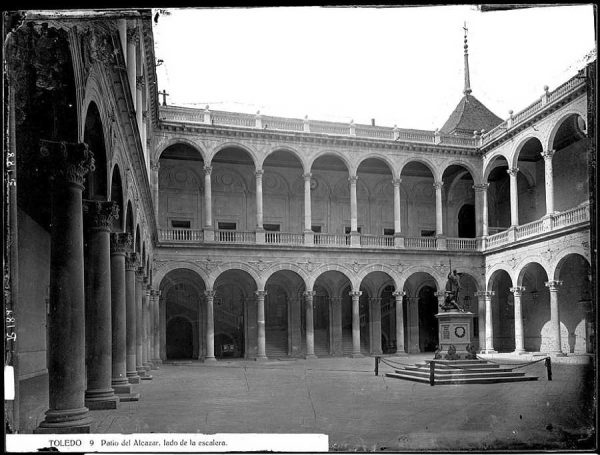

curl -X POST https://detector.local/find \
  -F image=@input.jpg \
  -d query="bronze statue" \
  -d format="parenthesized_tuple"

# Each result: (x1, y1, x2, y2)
(440, 267, 465, 312)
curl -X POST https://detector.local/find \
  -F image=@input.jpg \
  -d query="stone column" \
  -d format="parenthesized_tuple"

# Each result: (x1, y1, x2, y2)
(126, 25, 138, 108)
(204, 290, 216, 361)
(152, 290, 162, 366)
(349, 175, 358, 232)
(370, 298, 382, 355)
(204, 165, 213, 228)
(350, 290, 362, 357)
(480, 291, 496, 353)
(473, 183, 489, 237)
(433, 181, 444, 235)
(393, 178, 402, 234)
(125, 253, 140, 383)
(545, 280, 565, 355)
(330, 297, 343, 356)
(392, 291, 405, 354)
(110, 233, 132, 393)
(541, 150, 555, 214)
(134, 268, 146, 377)
(83, 200, 120, 410)
(303, 173, 312, 232)
(475, 292, 486, 350)
(150, 161, 160, 224)
(304, 291, 316, 358)
(255, 170, 264, 230)
(142, 282, 152, 371)
(507, 167, 519, 226)
(146, 285, 156, 369)
(256, 290, 267, 360)
(37, 141, 94, 433)
(510, 286, 526, 354)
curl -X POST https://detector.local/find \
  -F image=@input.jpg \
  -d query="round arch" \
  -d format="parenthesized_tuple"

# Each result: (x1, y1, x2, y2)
(263, 264, 310, 290)
(398, 157, 438, 180)
(439, 159, 479, 184)
(399, 266, 445, 291)
(309, 264, 357, 291)
(356, 264, 400, 289)
(551, 249, 591, 281)
(208, 141, 260, 169)
(546, 109, 587, 152)
(308, 150, 353, 175)
(155, 137, 207, 163)
(483, 152, 511, 181)
(510, 134, 544, 169)
(212, 264, 261, 290)
(109, 163, 125, 231)
(356, 154, 398, 179)
(262, 145, 309, 173)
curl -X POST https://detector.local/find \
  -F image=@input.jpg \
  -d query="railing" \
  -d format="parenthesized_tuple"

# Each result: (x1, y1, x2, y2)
(265, 232, 304, 245)
(159, 228, 203, 242)
(404, 236, 437, 249)
(262, 116, 304, 132)
(486, 230, 510, 248)
(447, 238, 477, 251)
(354, 126, 395, 140)
(552, 202, 590, 229)
(210, 111, 256, 128)
(515, 218, 544, 240)
(214, 230, 255, 243)
(360, 234, 394, 248)
(309, 120, 350, 135)
(314, 233, 351, 246)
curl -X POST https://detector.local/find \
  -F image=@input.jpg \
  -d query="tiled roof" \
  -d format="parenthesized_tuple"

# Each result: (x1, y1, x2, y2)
(440, 94, 503, 136)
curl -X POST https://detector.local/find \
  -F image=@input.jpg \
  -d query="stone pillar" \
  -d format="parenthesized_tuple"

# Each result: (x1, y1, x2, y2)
(369, 298, 382, 355)
(545, 280, 565, 355)
(507, 167, 519, 226)
(125, 254, 140, 383)
(134, 268, 146, 377)
(480, 291, 496, 353)
(110, 233, 132, 392)
(393, 178, 402, 234)
(37, 141, 94, 433)
(433, 181, 444, 236)
(392, 291, 406, 354)
(304, 291, 316, 358)
(473, 183, 489, 238)
(145, 285, 156, 369)
(475, 292, 486, 351)
(255, 170, 264, 230)
(541, 150, 555, 214)
(150, 161, 160, 224)
(204, 165, 213, 228)
(303, 173, 312, 232)
(330, 297, 343, 356)
(407, 297, 420, 353)
(126, 25, 138, 108)
(204, 290, 216, 361)
(142, 282, 152, 371)
(151, 290, 162, 366)
(510, 286, 526, 354)
(350, 290, 362, 357)
(349, 175, 358, 232)
(83, 201, 120, 410)
(256, 290, 267, 360)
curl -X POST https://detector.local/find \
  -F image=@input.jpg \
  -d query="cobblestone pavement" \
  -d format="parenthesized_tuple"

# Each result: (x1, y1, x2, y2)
(86, 355, 594, 451)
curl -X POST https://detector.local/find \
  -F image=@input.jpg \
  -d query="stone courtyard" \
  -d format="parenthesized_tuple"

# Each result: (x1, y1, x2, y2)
(24, 355, 589, 451)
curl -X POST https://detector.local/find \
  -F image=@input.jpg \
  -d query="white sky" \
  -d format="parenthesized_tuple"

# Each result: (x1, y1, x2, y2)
(153, 4, 596, 131)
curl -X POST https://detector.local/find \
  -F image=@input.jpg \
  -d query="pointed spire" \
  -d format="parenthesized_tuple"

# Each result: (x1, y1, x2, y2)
(463, 21, 472, 95)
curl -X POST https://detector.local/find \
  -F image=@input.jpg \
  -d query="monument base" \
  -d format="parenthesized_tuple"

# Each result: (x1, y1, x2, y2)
(435, 311, 477, 360)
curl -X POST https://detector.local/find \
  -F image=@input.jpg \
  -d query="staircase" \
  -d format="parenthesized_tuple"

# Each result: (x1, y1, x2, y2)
(314, 329, 329, 357)
(342, 329, 369, 356)
(265, 329, 288, 358)
(385, 359, 539, 385)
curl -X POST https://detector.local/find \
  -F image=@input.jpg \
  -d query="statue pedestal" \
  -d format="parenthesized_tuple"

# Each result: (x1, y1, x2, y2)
(435, 311, 477, 359)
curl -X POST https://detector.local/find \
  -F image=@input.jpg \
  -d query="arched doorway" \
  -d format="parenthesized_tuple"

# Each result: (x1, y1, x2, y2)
(489, 270, 514, 352)
(166, 317, 193, 359)
(403, 272, 438, 353)
(443, 164, 475, 237)
(418, 286, 438, 352)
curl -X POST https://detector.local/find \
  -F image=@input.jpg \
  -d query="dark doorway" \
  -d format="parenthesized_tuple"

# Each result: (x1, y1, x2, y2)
(418, 286, 439, 352)
(166, 317, 193, 359)
(458, 204, 476, 238)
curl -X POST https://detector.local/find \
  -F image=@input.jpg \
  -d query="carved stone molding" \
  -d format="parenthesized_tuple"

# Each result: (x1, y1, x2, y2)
(110, 232, 132, 254)
(83, 200, 119, 230)
(40, 140, 95, 188)
(126, 252, 139, 271)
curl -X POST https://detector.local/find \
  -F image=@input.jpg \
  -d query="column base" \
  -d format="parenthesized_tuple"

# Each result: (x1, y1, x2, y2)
(481, 349, 497, 354)
(549, 351, 567, 357)
(117, 392, 140, 402)
(85, 396, 120, 410)
(395, 349, 408, 356)
(136, 368, 146, 377)
(351, 353, 363, 358)
(305, 354, 317, 359)
(141, 374, 153, 380)
(255, 355, 268, 362)
(111, 377, 130, 387)
(112, 384, 133, 394)
(143, 363, 152, 371)
(152, 358, 162, 367)
(513, 349, 527, 355)
(204, 356, 217, 363)
(35, 407, 92, 434)
(127, 374, 141, 384)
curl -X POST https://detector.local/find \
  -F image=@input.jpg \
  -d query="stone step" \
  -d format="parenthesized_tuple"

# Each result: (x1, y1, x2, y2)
(405, 365, 515, 374)
(416, 362, 500, 370)
(266, 330, 288, 358)
(385, 371, 538, 385)
(394, 368, 527, 379)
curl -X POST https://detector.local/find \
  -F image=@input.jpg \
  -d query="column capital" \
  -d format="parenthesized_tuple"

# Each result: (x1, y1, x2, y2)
(509, 286, 526, 296)
(203, 165, 212, 175)
(204, 290, 216, 299)
(110, 232, 132, 254)
(475, 291, 495, 298)
(255, 290, 267, 298)
(125, 252, 138, 271)
(127, 27, 139, 45)
(83, 200, 119, 231)
(392, 178, 402, 187)
(348, 175, 359, 184)
(433, 181, 444, 190)
(135, 266, 145, 280)
(472, 182, 489, 192)
(545, 280, 563, 291)
(303, 172, 312, 181)
(40, 140, 95, 188)
(150, 289, 162, 298)
(349, 290, 362, 298)
(255, 169, 264, 178)
(507, 167, 519, 177)
(541, 149, 555, 160)
(303, 290, 316, 298)
(392, 290, 406, 298)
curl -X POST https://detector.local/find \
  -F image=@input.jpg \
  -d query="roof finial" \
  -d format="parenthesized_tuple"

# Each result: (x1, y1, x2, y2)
(463, 21, 472, 95)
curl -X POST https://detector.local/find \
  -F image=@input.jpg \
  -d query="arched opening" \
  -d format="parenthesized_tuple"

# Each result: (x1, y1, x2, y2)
(515, 137, 545, 223)
(264, 270, 305, 358)
(313, 271, 351, 356)
(158, 143, 204, 230)
(213, 269, 257, 359)
(340, 283, 370, 355)
(551, 114, 589, 212)
(356, 158, 393, 236)
(360, 271, 395, 355)
(517, 263, 550, 353)
(403, 272, 438, 353)
(83, 102, 108, 201)
(555, 254, 592, 354)
(263, 150, 304, 235)
(125, 201, 134, 238)
(135, 225, 141, 255)
(486, 156, 510, 233)
(160, 268, 206, 360)
(443, 165, 475, 237)
(489, 269, 514, 352)
(401, 162, 435, 237)
(310, 155, 349, 236)
(110, 165, 124, 231)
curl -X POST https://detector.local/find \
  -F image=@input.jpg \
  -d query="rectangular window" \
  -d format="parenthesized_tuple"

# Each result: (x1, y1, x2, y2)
(263, 224, 280, 232)
(421, 230, 435, 237)
(345, 226, 362, 234)
(383, 228, 395, 236)
(218, 222, 237, 230)
(171, 220, 191, 229)
(311, 225, 322, 233)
